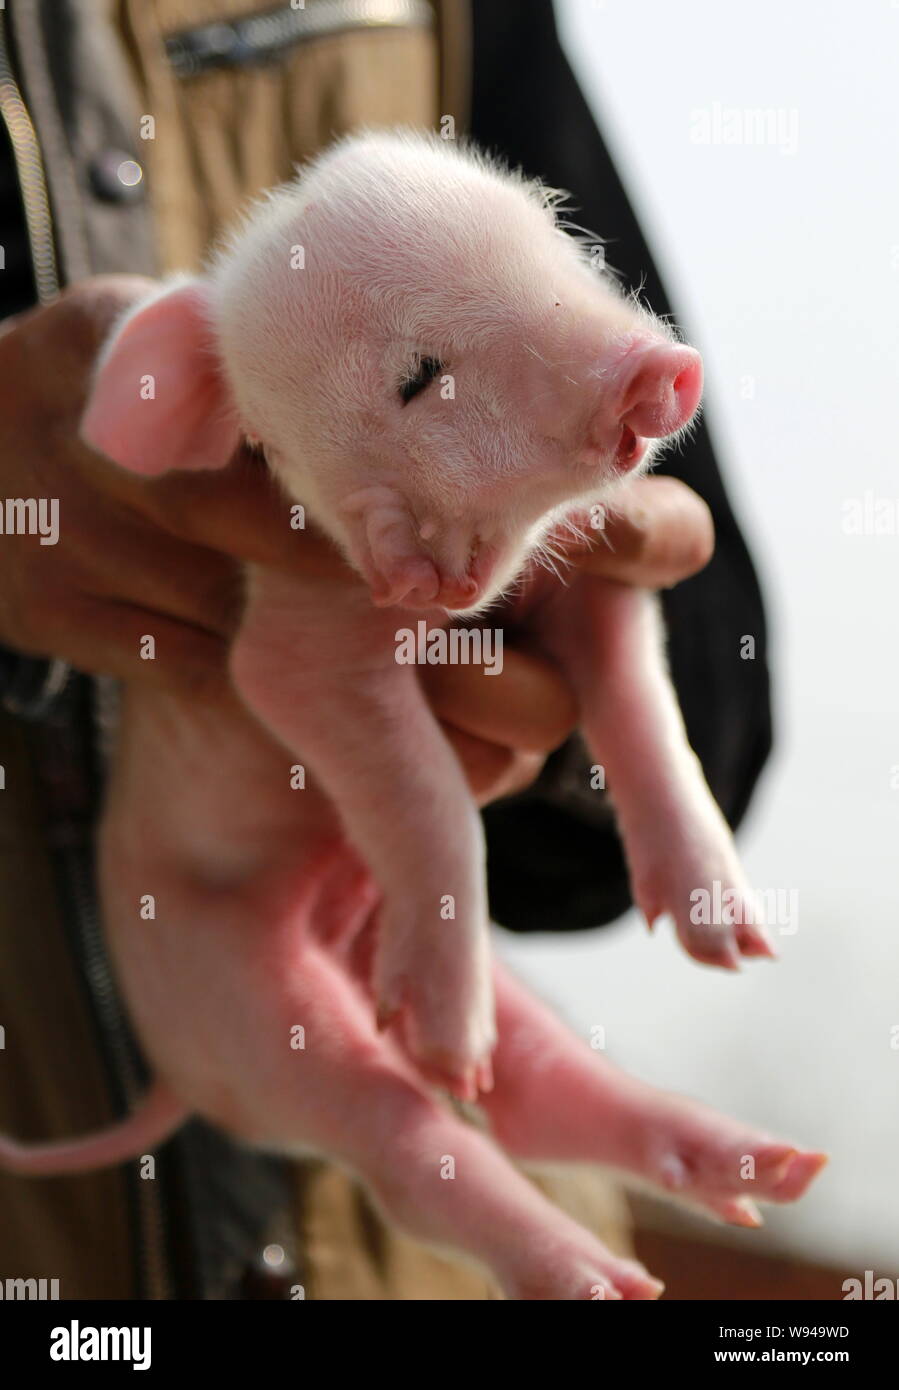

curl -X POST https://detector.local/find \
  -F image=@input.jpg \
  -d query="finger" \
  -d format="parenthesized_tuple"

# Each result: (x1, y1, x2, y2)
(109, 447, 354, 582)
(16, 275, 156, 411)
(443, 725, 546, 803)
(422, 645, 577, 754)
(569, 477, 715, 589)
(106, 540, 244, 640)
(60, 504, 247, 640)
(42, 594, 230, 699)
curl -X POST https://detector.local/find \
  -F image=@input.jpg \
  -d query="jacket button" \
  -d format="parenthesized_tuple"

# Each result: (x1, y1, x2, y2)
(88, 150, 145, 203)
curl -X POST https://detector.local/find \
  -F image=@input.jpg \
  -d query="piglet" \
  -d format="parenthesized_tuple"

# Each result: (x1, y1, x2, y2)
(95, 132, 767, 1088)
(0, 136, 822, 1299)
(216, 131, 771, 1080)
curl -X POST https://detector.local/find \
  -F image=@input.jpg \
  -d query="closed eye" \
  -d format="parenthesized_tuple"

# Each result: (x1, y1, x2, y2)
(399, 356, 443, 405)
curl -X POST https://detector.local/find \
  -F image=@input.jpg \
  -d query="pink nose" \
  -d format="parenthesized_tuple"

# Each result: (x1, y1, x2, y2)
(617, 343, 703, 438)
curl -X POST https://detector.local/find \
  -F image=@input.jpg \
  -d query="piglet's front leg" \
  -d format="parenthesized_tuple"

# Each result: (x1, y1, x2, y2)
(539, 574, 773, 968)
(229, 567, 496, 1097)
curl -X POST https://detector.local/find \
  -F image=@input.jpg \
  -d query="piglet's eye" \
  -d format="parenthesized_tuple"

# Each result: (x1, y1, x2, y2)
(399, 356, 443, 405)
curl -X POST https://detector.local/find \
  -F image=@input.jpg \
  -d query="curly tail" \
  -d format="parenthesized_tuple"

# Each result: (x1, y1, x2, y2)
(0, 1082, 188, 1176)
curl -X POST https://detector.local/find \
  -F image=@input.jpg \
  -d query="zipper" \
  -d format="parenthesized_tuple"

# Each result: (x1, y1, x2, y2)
(27, 676, 175, 1302)
(0, 9, 175, 1300)
(62, 796, 174, 1302)
(166, 0, 434, 78)
(0, 7, 57, 303)
(83, 676, 174, 1301)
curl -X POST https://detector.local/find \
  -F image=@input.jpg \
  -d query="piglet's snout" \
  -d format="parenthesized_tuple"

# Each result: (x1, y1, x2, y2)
(577, 340, 703, 472)
(614, 342, 703, 439)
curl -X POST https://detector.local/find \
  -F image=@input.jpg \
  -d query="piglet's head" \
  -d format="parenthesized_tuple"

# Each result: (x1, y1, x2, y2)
(82, 134, 703, 617)
(210, 133, 702, 614)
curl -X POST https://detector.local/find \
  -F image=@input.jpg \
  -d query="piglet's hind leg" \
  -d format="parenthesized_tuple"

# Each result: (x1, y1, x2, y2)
(484, 963, 826, 1226)
(340, 1078, 664, 1300)
(197, 922, 663, 1302)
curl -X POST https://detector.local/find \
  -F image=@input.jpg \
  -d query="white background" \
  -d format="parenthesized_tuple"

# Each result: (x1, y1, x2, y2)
(499, 0, 899, 1272)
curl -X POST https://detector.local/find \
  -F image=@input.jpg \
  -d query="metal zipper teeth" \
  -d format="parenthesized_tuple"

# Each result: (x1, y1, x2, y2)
(39, 681, 174, 1302)
(166, 0, 433, 78)
(68, 841, 173, 1303)
(89, 677, 174, 1302)
(0, 9, 58, 303)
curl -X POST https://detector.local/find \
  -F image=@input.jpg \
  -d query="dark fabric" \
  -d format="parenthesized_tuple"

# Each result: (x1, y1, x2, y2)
(0, 20, 62, 717)
(472, 0, 773, 932)
(0, 122, 36, 314)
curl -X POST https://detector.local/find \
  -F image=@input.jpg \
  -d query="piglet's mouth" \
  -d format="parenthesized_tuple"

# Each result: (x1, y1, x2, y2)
(613, 424, 648, 474)
(428, 540, 503, 614)
(364, 537, 503, 615)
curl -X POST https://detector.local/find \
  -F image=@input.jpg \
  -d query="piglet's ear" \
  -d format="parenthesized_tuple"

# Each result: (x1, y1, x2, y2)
(80, 280, 241, 476)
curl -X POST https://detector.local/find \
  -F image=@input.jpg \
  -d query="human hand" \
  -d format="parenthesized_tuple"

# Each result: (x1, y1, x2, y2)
(0, 276, 359, 694)
(0, 277, 713, 807)
(422, 475, 715, 802)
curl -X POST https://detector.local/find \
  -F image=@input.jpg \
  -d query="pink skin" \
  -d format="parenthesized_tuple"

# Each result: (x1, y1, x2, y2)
(0, 693, 825, 1296)
(0, 137, 824, 1288)
(334, 342, 704, 612)
(485, 966, 826, 1231)
(79, 135, 765, 1081)
(532, 573, 775, 970)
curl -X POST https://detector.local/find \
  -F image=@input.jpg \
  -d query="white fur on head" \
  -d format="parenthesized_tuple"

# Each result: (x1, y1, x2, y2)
(207, 130, 680, 610)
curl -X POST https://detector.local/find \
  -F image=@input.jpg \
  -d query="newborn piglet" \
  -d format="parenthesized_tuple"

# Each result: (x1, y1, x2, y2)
(0, 132, 822, 1297)
(218, 134, 760, 1080)
(210, 132, 771, 1082)
(86, 134, 766, 1086)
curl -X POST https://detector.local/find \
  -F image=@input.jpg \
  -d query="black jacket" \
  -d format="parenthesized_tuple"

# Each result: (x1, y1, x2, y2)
(474, 0, 771, 930)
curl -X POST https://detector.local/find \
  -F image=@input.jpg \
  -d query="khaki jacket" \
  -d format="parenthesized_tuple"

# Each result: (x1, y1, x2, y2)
(0, 0, 630, 1299)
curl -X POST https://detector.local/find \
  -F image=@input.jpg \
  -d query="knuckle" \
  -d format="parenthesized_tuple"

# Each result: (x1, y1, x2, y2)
(502, 749, 544, 793)
(169, 637, 229, 701)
